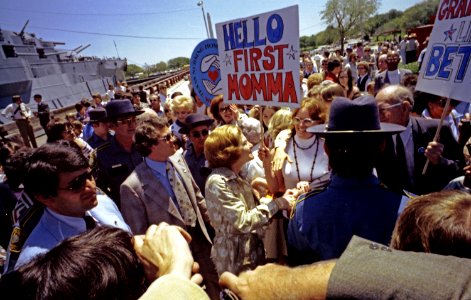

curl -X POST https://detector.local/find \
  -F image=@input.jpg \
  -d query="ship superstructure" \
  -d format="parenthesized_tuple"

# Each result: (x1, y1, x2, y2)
(0, 21, 126, 124)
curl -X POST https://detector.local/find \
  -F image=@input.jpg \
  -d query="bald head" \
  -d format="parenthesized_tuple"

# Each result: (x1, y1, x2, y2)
(376, 85, 413, 126)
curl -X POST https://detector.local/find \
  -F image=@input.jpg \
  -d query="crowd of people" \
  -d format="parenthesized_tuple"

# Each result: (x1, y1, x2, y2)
(0, 39, 471, 300)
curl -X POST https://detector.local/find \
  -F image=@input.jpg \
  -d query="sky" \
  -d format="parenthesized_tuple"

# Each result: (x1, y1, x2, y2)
(0, 0, 426, 66)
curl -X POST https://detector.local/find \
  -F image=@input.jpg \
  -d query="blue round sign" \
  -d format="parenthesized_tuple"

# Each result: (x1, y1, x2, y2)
(190, 39, 221, 106)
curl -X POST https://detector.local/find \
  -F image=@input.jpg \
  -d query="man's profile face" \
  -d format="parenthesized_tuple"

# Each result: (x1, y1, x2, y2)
(42, 168, 98, 217)
(376, 92, 407, 126)
(153, 127, 177, 159)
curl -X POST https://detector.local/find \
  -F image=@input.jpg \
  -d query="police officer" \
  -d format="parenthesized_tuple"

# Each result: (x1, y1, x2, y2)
(86, 108, 113, 149)
(92, 99, 144, 207)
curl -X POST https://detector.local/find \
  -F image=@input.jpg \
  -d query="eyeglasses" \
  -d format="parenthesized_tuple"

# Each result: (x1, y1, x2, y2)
(158, 132, 173, 143)
(293, 117, 318, 126)
(164, 109, 170, 113)
(365, 49, 371, 52)
(219, 106, 231, 113)
(58, 169, 93, 192)
(379, 102, 402, 111)
(116, 116, 137, 126)
(190, 129, 209, 139)
(150, 99, 160, 102)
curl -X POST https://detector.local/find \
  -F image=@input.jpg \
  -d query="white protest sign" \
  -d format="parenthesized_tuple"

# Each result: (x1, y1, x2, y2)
(416, 0, 471, 102)
(215, 5, 301, 108)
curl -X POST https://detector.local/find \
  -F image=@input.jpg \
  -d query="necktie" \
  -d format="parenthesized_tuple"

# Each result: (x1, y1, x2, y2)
(83, 215, 97, 230)
(166, 162, 197, 227)
(395, 134, 409, 187)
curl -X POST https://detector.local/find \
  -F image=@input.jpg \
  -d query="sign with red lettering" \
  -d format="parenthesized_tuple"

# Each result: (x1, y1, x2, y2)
(215, 5, 301, 108)
(416, 0, 471, 102)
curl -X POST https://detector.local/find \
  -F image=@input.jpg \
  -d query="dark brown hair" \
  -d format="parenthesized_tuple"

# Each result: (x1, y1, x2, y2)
(391, 190, 471, 258)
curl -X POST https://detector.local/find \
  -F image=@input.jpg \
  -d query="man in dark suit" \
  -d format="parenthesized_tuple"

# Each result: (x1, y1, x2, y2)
(33, 94, 50, 132)
(120, 117, 220, 299)
(375, 85, 463, 195)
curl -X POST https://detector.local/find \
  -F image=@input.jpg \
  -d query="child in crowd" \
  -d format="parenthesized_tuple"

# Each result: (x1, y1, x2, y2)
(169, 95, 194, 146)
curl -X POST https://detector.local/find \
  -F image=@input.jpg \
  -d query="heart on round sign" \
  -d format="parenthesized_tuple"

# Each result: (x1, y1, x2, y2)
(208, 69, 219, 82)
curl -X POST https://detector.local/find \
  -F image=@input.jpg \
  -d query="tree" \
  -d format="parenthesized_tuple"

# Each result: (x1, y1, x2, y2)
(300, 35, 317, 50)
(154, 61, 167, 72)
(321, 0, 379, 52)
(167, 57, 190, 70)
(363, 9, 403, 37)
(125, 64, 144, 78)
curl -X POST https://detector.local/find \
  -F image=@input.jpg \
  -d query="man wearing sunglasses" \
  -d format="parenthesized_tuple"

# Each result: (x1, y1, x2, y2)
(179, 114, 214, 196)
(7, 143, 130, 271)
(120, 117, 220, 299)
(92, 99, 144, 208)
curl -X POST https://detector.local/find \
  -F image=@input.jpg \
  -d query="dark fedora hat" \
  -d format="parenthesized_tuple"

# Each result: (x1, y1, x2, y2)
(307, 96, 405, 135)
(87, 107, 107, 123)
(104, 99, 144, 120)
(179, 113, 215, 134)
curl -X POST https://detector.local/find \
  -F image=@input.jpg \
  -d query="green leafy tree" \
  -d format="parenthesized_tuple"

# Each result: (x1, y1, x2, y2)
(125, 64, 144, 78)
(315, 25, 339, 47)
(377, 0, 439, 35)
(167, 57, 190, 70)
(154, 61, 167, 72)
(300, 35, 317, 51)
(321, 0, 379, 52)
(364, 9, 403, 36)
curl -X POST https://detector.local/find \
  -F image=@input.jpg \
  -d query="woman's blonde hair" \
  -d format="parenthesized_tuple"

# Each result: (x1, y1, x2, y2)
(170, 95, 194, 111)
(204, 125, 243, 169)
(267, 109, 292, 141)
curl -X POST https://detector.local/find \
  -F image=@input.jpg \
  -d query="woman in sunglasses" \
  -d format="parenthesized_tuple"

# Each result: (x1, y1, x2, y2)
(204, 125, 299, 276)
(45, 118, 94, 159)
(209, 95, 244, 127)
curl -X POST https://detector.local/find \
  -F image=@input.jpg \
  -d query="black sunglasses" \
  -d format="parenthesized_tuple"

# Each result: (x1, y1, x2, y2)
(158, 132, 173, 143)
(219, 106, 231, 113)
(190, 129, 209, 139)
(58, 170, 93, 192)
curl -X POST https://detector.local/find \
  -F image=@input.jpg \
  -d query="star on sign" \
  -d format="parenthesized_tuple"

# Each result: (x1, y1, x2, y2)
(287, 45, 298, 60)
(444, 24, 457, 41)
(224, 54, 232, 66)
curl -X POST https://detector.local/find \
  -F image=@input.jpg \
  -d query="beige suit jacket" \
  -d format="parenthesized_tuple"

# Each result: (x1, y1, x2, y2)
(120, 153, 211, 242)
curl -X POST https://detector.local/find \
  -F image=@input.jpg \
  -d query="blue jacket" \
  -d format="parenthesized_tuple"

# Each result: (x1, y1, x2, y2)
(14, 194, 130, 269)
(288, 174, 406, 264)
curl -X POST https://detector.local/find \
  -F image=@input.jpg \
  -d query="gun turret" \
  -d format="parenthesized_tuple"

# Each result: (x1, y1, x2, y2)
(18, 20, 29, 37)
(75, 44, 91, 54)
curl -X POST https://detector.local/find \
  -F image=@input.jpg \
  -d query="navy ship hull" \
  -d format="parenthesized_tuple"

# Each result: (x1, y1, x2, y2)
(0, 25, 125, 124)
